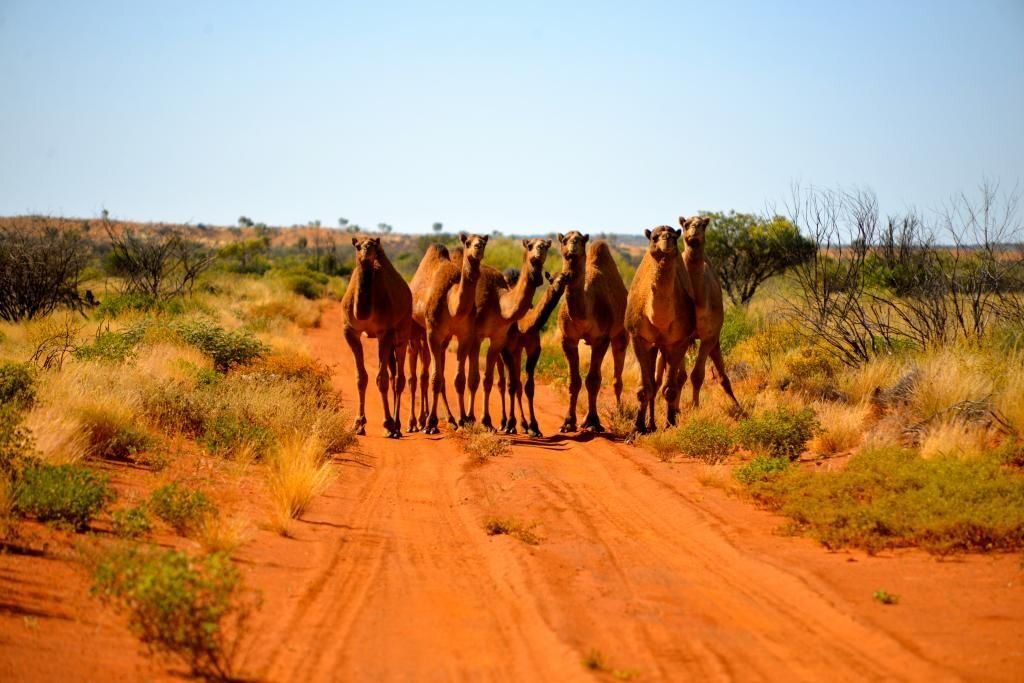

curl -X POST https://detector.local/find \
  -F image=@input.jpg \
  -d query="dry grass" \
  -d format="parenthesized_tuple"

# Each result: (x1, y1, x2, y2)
(808, 402, 869, 456)
(993, 359, 1024, 437)
(199, 515, 255, 554)
(453, 423, 512, 463)
(919, 418, 992, 459)
(266, 435, 335, 535)
(839, 356, 905, 404)
(910, 350, 994, 420)
(23, 405, 89, 465)
(484, 517, 541, 545)
(247, 294, 322, 330)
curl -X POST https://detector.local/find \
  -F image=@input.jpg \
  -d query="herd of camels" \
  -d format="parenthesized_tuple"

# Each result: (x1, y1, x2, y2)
(340, 215, 742, 439)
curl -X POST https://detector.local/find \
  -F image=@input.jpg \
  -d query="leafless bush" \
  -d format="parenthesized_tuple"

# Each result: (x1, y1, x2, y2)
(0, 219, 90, 321)
(104, 222, 213, 299)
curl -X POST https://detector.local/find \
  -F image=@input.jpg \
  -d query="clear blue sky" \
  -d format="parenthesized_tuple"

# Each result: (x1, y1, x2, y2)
(1, 1, 1022, 234)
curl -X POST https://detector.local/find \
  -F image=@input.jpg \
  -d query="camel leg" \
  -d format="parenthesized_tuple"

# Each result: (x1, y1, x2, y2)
(710, 342, 743, 412)
(417, 339, 430, 430)
(632, 337, 658, 434)
(662, 343, 688, 428)
(465, 339, 481, 425)
(690, 339, 713, 409)
(425, 331, 448, 435)
(391, 340, 407, 439)
(582, 337, 610, 433)
(407, 336, 420, 432)
(496, 355, 508, 432)
(344, 328, 368, 436)
(376, 335, 396, 437)
(523, 342, 542, 437)
(560, 339, 582, 433)
(611, 332, 627, 408)
(454, 341, 472, 427)
(501, 347, 519, 435)
(480, 346, 499, 431)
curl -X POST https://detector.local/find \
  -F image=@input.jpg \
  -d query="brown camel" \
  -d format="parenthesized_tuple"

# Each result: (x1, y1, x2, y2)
(624, 226, 695, 433)
(468, 239, 551, 432)
(410, 233, 488, 434)
(556, 232, 629, 433)
(679, 215, 742, 410)
(502, 270, 571, 436)
(340, 236, 412, 438)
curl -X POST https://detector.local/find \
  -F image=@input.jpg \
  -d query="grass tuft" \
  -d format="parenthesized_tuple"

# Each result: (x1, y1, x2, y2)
(267, 435, 334, 535)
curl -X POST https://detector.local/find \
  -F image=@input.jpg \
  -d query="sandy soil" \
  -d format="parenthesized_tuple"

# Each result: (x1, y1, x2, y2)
(2, 301, 1022, 681)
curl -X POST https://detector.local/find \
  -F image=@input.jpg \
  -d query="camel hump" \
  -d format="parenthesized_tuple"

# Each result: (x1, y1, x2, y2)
(425, 243, 450, 261)
(449, 247, 464, 268)
(587, 240, 616, 268)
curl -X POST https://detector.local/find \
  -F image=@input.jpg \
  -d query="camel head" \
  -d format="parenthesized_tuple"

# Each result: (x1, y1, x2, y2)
(680, 215, 711, 249)
(521, 238, 552, 279)
(557, 230, 589, 266)
(459, 233, 488, 267)
(351, 236, 383, 268)
(643, 225, 682, 259)
(544, 270, 571, 293)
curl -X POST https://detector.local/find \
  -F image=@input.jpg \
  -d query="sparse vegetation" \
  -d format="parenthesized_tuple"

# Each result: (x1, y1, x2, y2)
(92, 545, 257, 680)
(267, 435, 334, 535)
(640, 416, 734, 463)
(0, 361, 35, 407)
(149, 482, 217, 536)
(873, 589, 899, 605)
(454, 423, 512, 462)
(14, 463, 113, 531)
(736, 407, 819, 460)
(111, 506, 153, 539)
(484, 517, 541, 545)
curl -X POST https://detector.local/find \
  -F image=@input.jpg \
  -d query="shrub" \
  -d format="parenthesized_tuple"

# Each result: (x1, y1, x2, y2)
(734, 454, 791, 487)
(284, 275, 322, 300)
(149, 482, 217, 536)
(103, 225, 213, 300)
(171, 320, 265, 371)
(675, 418, 734, 462)
(736, 406, 819, 460)
(14, 463, 113, 531)
(112, 506, 153, 539)
(0, 406, 35, 476)
(719, 307, 755, 355)
(199, 414, 274, 458)
(77, 405, 153, 461)
(74, 323, 149, 362)
(739, 447, 1024, 554)
(92, 546, 256, 679)
(0, 361, 35, 408)
(0, 219, 90, 321)
(453, 423, 512, 463)
(267, 435, 334, 535)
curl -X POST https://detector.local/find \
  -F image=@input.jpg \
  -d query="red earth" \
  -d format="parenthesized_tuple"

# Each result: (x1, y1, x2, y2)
(2, 302, 1022, 681)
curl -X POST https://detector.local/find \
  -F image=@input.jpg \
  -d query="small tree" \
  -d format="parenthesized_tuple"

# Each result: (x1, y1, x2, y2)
(703, 211, 815, 305)
(338, 218, 349, 229)
(0, 219, 90, 321)
(377, 222, 393, 234)
(237, 216, 254, 228)
(432, 222, 443, 233)
(104, 223, 213, 300)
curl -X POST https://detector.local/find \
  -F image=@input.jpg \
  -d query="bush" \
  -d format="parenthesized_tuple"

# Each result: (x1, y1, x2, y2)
(171, 320, 265, 371)
(284, 275, 322, 300)
(719, 307, 755, 355)
(77, 405, 153, 461)
(640, 417, 735, 463)
(0, 219, 90, 321)
(199, 414, 274, 457)
(0, 361, 35, 408)
(92, 546, 256, 679)
(112, 506, 153, 539)
(734, 454, 791, 486)
(149, 482, 217, 536)
(736, 406, 819, 460)
(738, 447, 1024, 554)
(14, 463, 113, 531)
(74, 323, 149, 362)
(0, 406, 36, 476)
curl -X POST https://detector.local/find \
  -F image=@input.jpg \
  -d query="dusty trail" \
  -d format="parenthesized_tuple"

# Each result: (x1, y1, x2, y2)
(237, 303, 1023, 682)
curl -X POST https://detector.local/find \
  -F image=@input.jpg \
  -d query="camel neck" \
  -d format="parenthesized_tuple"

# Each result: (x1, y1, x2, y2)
(683, 245, 706, 306)
(449, 260, 479, 318)
(649, 254, 682, 325)
(499, 262, 542, 321)
(354, 262, 374, 320)
(564, 257, 586, 320)
(520, 283, 565, 334)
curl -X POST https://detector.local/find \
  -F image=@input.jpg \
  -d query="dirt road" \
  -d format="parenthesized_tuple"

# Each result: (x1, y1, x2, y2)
(237, 304, 1023, 682)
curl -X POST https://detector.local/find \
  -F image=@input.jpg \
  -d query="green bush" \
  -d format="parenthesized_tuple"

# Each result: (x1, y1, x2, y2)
(14, 463, 113, 531)
(736, 406, 819, 460)
(719, 307, 755, 355)
(0, 406, 35, 476)
(199, 414, 275, 457)
(734, 454, 791, 486)
(738, 447, 1024, 554)
(92, 546, 256, 679)
(112, 506, 153, 539)
(78, 407, 153, 461)
(675, 417, 735, 461)
(149, 482, 217, 535)
(74, 323, 149, 362)
(171, 320, 265, 371)
(284, 275, 322, 300)
(0, 361, 35, 408)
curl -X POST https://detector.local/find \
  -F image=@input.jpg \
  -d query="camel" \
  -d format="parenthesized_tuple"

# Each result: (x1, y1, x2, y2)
(470, 239, 552, 432)
(410, 233, 488, 434)
(340, 236, 412, 438)
(679, 215, 742, 410)
(624, 226, 695, 433)
(502, 270, 571, 436)
(556, 232, 629, 433)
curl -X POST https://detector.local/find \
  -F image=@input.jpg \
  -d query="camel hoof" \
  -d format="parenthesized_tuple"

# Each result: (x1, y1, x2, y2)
(528, 427, 543, 438)
(503, 424, 517, 435)
(481, 417, 494, 432)
(407, 423, 419, 433)
(559, 420, 577, 433)
(425, 425, 440, 435)
(582, 423, 605, 434)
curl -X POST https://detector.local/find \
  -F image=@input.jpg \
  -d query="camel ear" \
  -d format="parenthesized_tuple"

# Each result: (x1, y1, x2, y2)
(673, 228, 683, 238)
(522, 239, 530, 249)
(582, 234, 590, 244)
(679, 216, 687, 229)
(557, 233, 566, 244)
(351, 237, 359, 246)
(481, 235, 489, 244)
(542, 239, 552, 249)
(459, 232, 469, 245)
(644, 228, 652, 240)
(544, 271, 553, 284)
